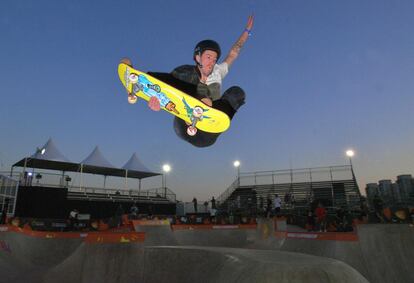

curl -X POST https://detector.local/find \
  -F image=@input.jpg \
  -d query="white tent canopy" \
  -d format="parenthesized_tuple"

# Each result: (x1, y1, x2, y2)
(31, 138, 72, 162)
(81, 146, 115, 168)
(13, 139, 160, 181)
(122, 153, 152, 173)
(122, 152, 153, 192)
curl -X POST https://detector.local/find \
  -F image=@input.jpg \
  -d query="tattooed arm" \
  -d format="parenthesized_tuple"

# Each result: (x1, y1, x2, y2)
(224, 15, 254, 68)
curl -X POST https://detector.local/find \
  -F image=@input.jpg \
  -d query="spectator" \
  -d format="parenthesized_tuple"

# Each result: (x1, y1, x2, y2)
(130, 203, 139, 219)
(210, 197, 217, 219)
(180, 216, 188, 224)
(247, 197, 253, 216)
(68, 209, 79, 230)
(115, 204, 124, 228)
(283, 192, 291, 207)
(284, 192, 290, 205)
(211, 196, 216, 210)
(306, 210, 315, 231)
(193, 197, 198, 213)
(148, 204, 153, 218)
(236, 195, 241, 209)
(335, 207, 346, 232)
(203, 201, 209, 212)
(290, 194, 296, 208)
(315, 202, 327, 232)
(259, 196, 264, 216)
(266, 196, 272, 218)
(274, 194, 282, 216)
(343, 208, 354, 232)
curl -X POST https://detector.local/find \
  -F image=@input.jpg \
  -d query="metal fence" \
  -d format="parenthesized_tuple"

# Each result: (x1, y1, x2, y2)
(0, 174, 19, 217)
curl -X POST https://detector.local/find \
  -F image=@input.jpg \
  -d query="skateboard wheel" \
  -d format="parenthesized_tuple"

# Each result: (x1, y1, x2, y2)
(187, 126, 197, 136)
(128, 94, 138, 104)
(128, 73, 138, 84)
(192, 106, 204, 118)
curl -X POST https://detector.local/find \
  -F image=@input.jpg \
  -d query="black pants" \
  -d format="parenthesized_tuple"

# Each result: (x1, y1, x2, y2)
(174, 86, 245, 147)
(147, 72, 246, 147)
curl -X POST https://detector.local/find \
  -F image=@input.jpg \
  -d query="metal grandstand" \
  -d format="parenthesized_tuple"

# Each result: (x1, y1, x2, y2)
(217, 165, 362, 213)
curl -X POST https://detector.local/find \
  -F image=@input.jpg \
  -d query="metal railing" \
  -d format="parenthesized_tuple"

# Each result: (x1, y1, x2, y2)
(217, 165, 361, 213)
(0, 171, 176, 203)
(68, 186, 176, 202)
(217, 178, 239, 204)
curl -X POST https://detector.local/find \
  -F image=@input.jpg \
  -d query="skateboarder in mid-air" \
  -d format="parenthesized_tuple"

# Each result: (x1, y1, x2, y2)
(122, 15, 254, 147)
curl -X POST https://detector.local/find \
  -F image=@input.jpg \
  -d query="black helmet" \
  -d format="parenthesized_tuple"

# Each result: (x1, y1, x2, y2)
(194, 39, 221, 61)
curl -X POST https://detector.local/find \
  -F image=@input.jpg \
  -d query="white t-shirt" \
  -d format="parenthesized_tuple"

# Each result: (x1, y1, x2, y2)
(70, 211, 78, 219)
(274, 197, 282, 208)
(206, 62, 229, 85)
(205, 62, 229, 100)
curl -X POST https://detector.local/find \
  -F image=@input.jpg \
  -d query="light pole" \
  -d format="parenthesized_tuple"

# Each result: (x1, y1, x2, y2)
(346, 149, 360, 194)
(162, 164, 171, 198)
(233, 160, 240, 186)
(346, 149, 355, 167)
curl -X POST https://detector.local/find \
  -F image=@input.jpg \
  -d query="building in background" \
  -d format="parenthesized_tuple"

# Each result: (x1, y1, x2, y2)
(378, 180, 393, 204)
(365, 183, 379, 207)
(396, 175, 414, 201)
(365, 174, 414, 207)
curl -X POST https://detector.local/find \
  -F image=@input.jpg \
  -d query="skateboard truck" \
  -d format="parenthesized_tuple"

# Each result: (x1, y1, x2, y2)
(127, 73, 140, 104)
(186, 106, 204, 136)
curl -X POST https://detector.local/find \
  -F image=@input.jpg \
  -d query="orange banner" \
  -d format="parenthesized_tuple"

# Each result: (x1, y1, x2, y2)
(85, 232, 145, 243)
(132, 219, 170, 226)
(0, 225, 145, 243)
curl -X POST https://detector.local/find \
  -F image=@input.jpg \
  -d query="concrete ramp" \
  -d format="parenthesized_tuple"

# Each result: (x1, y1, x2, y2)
(137, 221, 414, 283)
(274, 224, 414, 283)
(0, 231, 82, 283)
(137, 219, 283, 249)
(2, 222, 413, 283)
(357, 224, 414, 283)
(43, 244, 368, 283)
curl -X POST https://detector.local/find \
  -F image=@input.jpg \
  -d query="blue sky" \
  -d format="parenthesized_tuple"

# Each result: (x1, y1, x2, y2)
(1, 0, 413, 201)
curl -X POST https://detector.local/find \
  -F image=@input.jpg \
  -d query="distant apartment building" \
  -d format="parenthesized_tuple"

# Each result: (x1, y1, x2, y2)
(365, 174, 414, 206)
(396, 175, 414, 200)
(378, 180, 393, 202)
(391, 183, 401, 202)
(365, 183, 379, 207)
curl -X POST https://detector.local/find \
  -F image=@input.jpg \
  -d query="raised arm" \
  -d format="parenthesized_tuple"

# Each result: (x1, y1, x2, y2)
(224, 15, 254, 68)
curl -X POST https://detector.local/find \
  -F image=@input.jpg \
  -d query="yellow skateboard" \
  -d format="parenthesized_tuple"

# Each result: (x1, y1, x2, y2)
(118, 62, 230, 136)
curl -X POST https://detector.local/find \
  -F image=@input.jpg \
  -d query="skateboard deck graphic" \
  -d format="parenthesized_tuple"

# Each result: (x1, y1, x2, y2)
(118, 63, 230, 134)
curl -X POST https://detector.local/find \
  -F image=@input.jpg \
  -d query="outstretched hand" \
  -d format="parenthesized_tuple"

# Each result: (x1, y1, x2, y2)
(245, 14, 254, 31)
(224, 14, 254, 67)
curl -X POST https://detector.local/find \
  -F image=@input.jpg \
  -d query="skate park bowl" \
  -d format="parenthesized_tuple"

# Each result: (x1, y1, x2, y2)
(1, 221, 413, 283)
